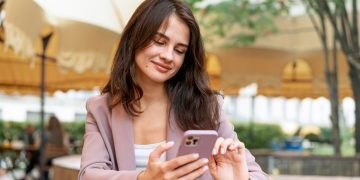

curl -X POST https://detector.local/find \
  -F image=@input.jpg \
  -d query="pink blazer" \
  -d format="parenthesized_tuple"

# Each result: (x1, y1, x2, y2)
(79, 94, 268, 180)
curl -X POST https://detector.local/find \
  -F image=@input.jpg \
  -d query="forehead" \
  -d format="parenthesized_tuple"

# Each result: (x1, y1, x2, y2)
(157, 14, 190, 45)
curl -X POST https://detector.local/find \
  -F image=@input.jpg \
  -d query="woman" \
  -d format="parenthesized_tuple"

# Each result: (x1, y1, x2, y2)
(79, 0, 267, 179)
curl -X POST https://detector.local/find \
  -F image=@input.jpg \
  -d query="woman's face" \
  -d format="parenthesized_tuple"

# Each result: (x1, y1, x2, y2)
(135, 14, 190, 85)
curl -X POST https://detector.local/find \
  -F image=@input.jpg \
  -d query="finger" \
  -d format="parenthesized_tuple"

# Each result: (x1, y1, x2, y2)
(212, 137, 224, 155)
(178, 164, 208, 180)
(167, 158, 208, 179)
(229, 140, 244, 151)
(164, 153, 200, 170)
(219, 138, 234, 154)
(208, 155, 217, 175)
(229, 141, 245, 152)
(235, 141, 246, 153)
(149, 141, 174, 162)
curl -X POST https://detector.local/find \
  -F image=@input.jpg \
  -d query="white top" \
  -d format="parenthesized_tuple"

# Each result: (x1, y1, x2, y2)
(134, 141, 166, 170)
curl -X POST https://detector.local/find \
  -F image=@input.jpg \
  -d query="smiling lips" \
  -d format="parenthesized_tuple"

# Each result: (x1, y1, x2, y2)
(152, 61, 172, 73)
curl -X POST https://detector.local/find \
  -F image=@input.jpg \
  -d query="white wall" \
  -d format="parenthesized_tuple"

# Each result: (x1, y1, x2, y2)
(223, 95, 355, 128)
(0, 90, 99, 122)
(0, 90, 356, 127)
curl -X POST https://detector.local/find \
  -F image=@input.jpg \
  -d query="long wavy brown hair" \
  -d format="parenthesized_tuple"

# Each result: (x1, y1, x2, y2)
(47, 116, 64, 146)
(102, 0, 220, 130)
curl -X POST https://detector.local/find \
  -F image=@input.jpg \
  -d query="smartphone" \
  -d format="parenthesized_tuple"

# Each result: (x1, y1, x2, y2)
(177, 130, 218, 159)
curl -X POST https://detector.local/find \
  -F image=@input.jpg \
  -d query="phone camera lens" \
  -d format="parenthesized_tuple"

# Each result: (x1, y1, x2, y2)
(186, 141, 192, 145)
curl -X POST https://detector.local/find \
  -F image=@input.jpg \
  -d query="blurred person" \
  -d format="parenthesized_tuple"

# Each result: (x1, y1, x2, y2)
(22, 124, 39, 175)
(23, 124, 41, 180)
(23, 124, 37, 149)
(24, 116, 69, 180)
(43, 115, 69, 179)
(79, 0, 267, 180)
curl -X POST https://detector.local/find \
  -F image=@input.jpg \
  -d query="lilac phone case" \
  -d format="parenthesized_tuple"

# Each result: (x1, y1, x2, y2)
(177, 130, 218, 159)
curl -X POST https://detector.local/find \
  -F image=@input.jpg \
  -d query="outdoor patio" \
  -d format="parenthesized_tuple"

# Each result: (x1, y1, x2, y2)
(1, 0, 360, 180)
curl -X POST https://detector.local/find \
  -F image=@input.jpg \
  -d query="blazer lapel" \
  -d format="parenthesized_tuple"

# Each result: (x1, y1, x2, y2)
(166, 108, 184, 160)
(111, 103, 136, 170)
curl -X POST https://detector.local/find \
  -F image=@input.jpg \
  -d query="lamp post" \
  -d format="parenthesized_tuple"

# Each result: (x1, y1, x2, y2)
(39, 32, 52, 180)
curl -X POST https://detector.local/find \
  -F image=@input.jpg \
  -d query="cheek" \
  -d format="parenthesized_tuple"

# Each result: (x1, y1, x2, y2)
(135, 53, 147, 67)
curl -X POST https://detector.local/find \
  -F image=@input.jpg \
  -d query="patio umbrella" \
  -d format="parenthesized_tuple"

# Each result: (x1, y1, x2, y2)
(2, 0, 143, 176)
(210, 47, 352, 99)
(0, 43, 109, 95)
(3, 0, 143, 73)
(207, 15, 352, 99)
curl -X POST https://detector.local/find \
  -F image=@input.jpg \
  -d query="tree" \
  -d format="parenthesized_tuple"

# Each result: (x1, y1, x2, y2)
(302, 0, 360, 155)
(302, 0, 341, 155)
(185, 0, 288, 47)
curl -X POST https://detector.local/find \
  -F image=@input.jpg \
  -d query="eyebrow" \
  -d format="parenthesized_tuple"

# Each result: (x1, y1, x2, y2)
(155, 32, 188, 48)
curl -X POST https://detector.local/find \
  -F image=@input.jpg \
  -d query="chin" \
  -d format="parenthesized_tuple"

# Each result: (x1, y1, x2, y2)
(149, 74, 175, 83)
(149, 77, 170, 84)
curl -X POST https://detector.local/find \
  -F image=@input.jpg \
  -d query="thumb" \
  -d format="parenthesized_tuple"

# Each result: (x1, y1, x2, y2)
(149, 141, 174, 162)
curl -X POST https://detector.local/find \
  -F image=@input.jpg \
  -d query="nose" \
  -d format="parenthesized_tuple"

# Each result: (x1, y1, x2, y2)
(159, 46, 174, 62)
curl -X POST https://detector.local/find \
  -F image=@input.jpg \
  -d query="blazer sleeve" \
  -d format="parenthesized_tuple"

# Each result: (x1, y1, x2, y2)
(217, 109, 269, 180)
(78, 98, 141, 180)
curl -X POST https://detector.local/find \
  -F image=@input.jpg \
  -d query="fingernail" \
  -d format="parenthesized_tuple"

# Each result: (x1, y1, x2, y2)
(203, 166, 208, 171)
(221, 148, 225, 154)
(202, 158, 208, 163)
(193, 153, 199, 158)
(167, 141, 174, 146)
(212, 149, 217, 155)
(229, 144, 235, 150)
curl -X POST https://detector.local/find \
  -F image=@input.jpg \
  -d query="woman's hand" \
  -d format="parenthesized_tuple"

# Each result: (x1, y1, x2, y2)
(209, 138, 249, 180)
(138, 141, 209, 180)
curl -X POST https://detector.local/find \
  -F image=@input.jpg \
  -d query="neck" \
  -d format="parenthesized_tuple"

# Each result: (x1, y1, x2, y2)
(143, 84, 167, 101)
(137, 81, 168, 111)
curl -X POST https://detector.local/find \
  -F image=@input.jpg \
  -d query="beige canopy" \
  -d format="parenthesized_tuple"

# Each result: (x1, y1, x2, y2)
(207, 15, 352, 99)
(3, 0, 142, 73)
(0, 43, 109, 95)
(0, 5, 353, 98)
(0, 0, 140, 95)
(208, 47, 351, 99)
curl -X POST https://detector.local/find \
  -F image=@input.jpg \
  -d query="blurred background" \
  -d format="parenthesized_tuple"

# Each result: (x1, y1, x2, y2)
(0, 0, 360, 179)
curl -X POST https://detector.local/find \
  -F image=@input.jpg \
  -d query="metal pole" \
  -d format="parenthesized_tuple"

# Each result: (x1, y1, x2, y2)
(39, 33, 52, 180)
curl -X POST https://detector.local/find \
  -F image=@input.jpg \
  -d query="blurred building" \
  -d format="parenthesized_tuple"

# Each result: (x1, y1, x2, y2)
(0, 90, 99, 122)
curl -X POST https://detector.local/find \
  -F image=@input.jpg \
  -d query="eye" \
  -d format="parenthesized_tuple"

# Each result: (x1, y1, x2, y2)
(154, 39, 166, 45)
(154, 40, 166, 45)
(153, 35, 166, 45)
(175, 48, 186, 55)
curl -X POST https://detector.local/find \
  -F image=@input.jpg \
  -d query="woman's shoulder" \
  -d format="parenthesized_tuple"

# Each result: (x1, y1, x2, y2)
(85, 93, 112, 113)
(215, 93, 224, 105)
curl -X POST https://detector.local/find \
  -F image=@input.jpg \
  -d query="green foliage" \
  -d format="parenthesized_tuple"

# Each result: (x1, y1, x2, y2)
(185, 0, 290, 47)
(0, 120, 85, 144)
(62, 121, 85, 142)
(232, 122, 285, 149)
(319, 127, 333, 144)
(0, 121, 26, 141)
(304, 133, 321, 142)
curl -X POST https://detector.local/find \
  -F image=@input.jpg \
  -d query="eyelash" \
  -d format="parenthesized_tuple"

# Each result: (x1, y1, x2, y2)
(154, 40, 165, 45)
(153, 39, 185, 55)
(175, 49, 185, 55)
